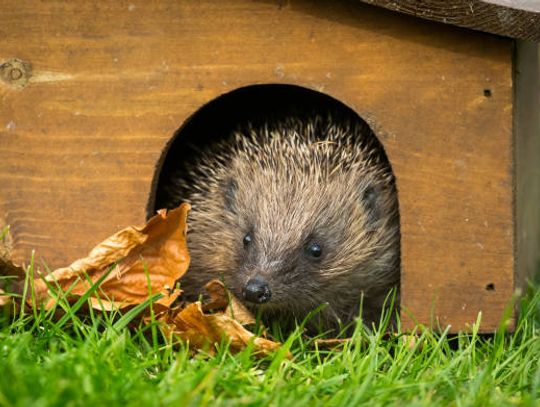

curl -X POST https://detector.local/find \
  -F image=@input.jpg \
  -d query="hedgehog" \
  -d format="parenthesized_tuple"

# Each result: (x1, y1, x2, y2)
(160, 114, 400, 332)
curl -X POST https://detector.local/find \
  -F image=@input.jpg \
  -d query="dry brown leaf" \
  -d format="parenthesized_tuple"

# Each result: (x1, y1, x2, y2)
(0, 288, 10, 307)
(31, 204, 191, 310)
(0, 257, 26, 281)
(0, 257, 26, 307)
(201, 279, 256, 325)
(160, 302, 283, 357)
(156, 279, 284, 358)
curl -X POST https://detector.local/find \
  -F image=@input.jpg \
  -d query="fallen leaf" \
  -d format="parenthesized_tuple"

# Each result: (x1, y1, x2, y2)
(202, 279, 255, 325)
(160, 301, 284, 357)
(31, 203, 191, 310)
(0, 288, 10, 307)
(0, 257, 26, 281)
(0, 258, 26, 308)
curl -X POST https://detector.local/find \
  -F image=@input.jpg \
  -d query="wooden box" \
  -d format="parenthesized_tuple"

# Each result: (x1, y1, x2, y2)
(1, 0, 539, 332)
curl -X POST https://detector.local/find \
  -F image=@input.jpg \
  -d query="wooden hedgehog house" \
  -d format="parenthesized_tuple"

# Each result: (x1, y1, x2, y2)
(1, 1, 539, 333)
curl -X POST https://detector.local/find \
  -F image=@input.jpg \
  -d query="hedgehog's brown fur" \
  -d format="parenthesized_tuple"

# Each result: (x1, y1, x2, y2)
(162, 114, 400, 332)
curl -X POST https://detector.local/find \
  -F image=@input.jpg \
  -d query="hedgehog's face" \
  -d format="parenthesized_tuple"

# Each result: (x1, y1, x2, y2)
(179, 120, 400, 329)
(213, 169, 399, 326)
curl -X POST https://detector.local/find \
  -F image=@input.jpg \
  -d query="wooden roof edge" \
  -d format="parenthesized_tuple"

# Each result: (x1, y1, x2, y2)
(358, 0, 540, 42)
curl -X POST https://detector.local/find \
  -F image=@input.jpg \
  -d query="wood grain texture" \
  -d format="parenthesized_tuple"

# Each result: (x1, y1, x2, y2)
(0, 0, 515, 332)
(358, 0, 540, 41)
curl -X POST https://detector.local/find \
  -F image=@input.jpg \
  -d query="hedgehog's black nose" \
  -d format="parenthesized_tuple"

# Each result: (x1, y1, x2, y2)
(242, 277, 271, 304)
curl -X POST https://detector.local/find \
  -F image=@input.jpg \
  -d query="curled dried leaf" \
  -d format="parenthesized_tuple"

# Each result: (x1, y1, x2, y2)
(0, 288, 11, 307)
(160, 302, 283, 357)
(155, 279, 283, 357)
(32, 204, 191, 310)
(202, 279, 255, 325)
(0, 257, 26, 281)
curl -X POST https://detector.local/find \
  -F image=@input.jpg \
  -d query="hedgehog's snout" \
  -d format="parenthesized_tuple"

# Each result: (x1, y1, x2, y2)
(242, 276, 272, 304)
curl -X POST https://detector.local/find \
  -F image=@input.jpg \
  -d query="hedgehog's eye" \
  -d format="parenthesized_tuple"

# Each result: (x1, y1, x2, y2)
(306, 242, 322, 259)
(243, 233, 253, 248)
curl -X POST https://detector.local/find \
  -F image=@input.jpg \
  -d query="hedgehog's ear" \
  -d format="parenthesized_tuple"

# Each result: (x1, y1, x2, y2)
(361, 184, 381, 227)
(222, 178, 237, 213)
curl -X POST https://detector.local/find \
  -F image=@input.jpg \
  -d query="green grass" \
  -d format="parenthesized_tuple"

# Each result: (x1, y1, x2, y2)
(1, 272, 539, 407)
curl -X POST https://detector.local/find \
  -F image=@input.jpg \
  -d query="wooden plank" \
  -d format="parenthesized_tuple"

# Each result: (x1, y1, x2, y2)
(358, 0, 540, 41)
(515, 41, 540, 294)
(0, 0, 514, 332)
